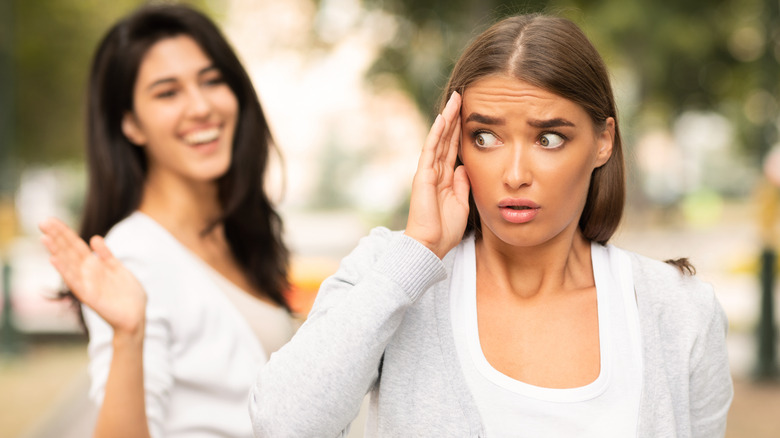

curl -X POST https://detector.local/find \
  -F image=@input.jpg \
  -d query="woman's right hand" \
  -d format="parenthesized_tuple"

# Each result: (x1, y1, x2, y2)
(39, 217, 147, 337)
(404, 91, 470, 259)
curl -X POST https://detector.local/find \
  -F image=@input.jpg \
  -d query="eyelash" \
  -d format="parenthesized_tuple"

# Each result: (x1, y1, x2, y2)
(155, 89, 177, 99)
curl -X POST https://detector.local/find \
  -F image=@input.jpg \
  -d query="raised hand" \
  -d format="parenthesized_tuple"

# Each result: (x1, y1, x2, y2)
(404, 92, 470, 259)
(39, 218, 147, 336)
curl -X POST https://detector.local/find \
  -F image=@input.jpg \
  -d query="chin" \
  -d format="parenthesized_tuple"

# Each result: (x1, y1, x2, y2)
(195, 161, 232, 182)
(482, 220, 565, 249)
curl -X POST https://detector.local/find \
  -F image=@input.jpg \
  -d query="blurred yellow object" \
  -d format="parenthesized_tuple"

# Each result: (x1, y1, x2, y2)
(285, 256, 340, 317)
(757, 179, 779, 246)
(0, 197, 17, 253)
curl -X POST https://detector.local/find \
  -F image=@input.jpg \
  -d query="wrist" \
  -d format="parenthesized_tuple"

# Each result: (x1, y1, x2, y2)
(112, 320, 145, 348)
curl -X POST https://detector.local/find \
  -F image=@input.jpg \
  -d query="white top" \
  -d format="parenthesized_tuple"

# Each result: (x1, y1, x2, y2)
(83, 212, 294, 438)
(450, 237, 643, 437)
(204, 266, 295, 355)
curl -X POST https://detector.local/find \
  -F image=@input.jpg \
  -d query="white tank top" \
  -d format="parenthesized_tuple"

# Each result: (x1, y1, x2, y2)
(450, 237, 643, 437)
(205, 267, 296, 356)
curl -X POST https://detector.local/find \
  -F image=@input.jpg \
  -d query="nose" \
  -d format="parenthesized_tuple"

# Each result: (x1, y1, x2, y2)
(185, 86, 212, 119)
(503, 142, 532, 190)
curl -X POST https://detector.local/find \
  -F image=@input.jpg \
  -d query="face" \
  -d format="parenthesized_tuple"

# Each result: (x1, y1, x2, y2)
(122, 35, 238, 185)
(460, 74, 614, 249)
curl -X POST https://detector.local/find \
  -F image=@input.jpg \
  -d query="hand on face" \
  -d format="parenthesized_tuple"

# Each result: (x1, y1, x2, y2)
(39, 218, 147, 337)
(404, 92, 471, 259)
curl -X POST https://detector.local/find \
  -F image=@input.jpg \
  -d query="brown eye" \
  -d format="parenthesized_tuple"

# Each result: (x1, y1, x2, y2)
(474, 132, 498, 148)
(539, 133, 565, 149)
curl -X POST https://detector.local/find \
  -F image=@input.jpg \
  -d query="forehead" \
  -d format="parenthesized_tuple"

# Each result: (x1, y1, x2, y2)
(136, 35, 212, 83)
(461, 75, 588, 120)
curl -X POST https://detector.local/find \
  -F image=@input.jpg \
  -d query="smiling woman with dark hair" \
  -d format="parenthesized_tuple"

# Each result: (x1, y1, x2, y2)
(250, 14, 733, 437)
(39, 4, 294, 437)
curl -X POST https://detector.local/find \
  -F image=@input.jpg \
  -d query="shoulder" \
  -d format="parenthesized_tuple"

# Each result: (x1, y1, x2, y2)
(625, 248, 723, 332)
(104, 212, 182, 264)
(103, 212, 193, 295)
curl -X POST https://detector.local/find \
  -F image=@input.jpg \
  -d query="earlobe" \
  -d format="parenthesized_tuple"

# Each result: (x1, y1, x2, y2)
(121, 112, 147, 146)
(595, 117, 615, 167)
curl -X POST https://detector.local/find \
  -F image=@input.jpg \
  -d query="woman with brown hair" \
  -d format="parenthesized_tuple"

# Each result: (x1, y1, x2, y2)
(250, 13, 732, 437)
(39, 3, 294, 437)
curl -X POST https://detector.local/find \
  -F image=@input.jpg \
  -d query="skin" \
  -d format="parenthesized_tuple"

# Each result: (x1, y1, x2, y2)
(40, 35, 264, 438)
(406, 74, 614, 389)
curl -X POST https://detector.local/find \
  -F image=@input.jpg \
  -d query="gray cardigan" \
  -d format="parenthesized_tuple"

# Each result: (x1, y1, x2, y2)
(250, 228, 733, 437)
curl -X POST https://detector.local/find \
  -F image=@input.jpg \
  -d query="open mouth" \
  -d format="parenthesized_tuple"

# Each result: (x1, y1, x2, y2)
(183, 127, 220, 145)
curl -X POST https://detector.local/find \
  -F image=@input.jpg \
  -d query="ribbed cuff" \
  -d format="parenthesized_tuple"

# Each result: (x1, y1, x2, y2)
(375, 233, 447, 302)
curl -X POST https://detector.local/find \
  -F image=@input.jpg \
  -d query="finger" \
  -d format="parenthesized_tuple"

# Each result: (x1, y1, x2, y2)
(441, 91, 461, 122)
(44, 218, 91, 260)
(417, 113, 445, 173)
(444, 115, 462, 169)
(435, 92, 462, 164)
(436, 92, 461, 161)
(90, 236, 119, 268)
(453, 165, 471, 204)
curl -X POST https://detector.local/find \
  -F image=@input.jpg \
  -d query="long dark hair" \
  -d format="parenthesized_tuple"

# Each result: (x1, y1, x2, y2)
(77, 4, 290, 309)
(443, 14, 625, 245)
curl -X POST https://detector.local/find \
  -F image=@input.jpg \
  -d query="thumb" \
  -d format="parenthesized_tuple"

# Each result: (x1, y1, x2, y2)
(453, 165, 471, 205)
(89, 236, 119, 267)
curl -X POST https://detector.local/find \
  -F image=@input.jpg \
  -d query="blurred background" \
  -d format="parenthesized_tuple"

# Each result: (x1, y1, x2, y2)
(1, 0, 779, 436)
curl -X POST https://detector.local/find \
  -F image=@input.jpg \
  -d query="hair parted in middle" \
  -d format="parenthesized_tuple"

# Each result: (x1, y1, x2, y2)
(443, 14, 625, 245)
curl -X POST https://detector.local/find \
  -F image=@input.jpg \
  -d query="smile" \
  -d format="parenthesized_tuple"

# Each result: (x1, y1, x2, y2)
(183, 127, 220, 145)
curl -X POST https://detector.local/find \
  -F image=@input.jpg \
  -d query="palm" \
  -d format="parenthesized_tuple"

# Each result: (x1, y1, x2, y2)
(405, 92, 470, 258)
(39, 218, 146, 334)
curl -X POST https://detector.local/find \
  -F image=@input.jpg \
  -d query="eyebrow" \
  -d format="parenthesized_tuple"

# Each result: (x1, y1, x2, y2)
(146, 65, 220, 91)
(527, 118, 575, 129)
(465, 113, 505, 125)
(465, 113, 576, 129)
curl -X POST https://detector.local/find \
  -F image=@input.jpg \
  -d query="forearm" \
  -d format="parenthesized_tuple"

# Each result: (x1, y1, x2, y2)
(92, 326, 151, 438)
(250, 231, 446, 437)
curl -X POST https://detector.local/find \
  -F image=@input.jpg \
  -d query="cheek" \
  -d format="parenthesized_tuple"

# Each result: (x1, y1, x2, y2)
(461, 154, 495, 205)
(214, 89, 239, 121)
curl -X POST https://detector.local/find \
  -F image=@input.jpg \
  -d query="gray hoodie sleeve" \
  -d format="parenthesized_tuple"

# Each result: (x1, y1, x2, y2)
(249, 227, 447, 438)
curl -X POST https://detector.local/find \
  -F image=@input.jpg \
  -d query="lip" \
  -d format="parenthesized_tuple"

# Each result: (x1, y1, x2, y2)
(498, 198, 540, 224)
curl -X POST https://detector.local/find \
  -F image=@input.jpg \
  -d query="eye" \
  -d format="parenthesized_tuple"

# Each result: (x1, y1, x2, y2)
(539, 132, 565, 149)
(474, 131, 500, 149)
(155, 89, 177, 99)
(203, 75, 226, 87)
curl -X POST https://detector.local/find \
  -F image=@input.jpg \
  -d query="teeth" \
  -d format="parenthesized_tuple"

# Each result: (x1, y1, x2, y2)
(183, 128, 220, 145)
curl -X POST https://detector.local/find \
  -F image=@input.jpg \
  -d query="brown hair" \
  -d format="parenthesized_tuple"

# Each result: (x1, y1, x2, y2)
(442, 14, 625, 245)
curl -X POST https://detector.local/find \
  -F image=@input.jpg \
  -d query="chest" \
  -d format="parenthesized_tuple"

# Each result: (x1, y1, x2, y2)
(476, 285, 601, 388)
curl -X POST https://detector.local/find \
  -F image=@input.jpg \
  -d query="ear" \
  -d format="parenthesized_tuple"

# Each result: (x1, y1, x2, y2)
(121, 112, 147, 146)
(594, 117, 615, 168)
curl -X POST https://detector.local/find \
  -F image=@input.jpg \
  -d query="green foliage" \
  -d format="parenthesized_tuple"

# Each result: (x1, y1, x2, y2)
(4, 0, 222, 165)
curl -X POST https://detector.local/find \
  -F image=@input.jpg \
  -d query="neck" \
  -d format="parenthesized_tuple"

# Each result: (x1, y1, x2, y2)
(475, 226, 594, 300)
(138, 170, 223, 239)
